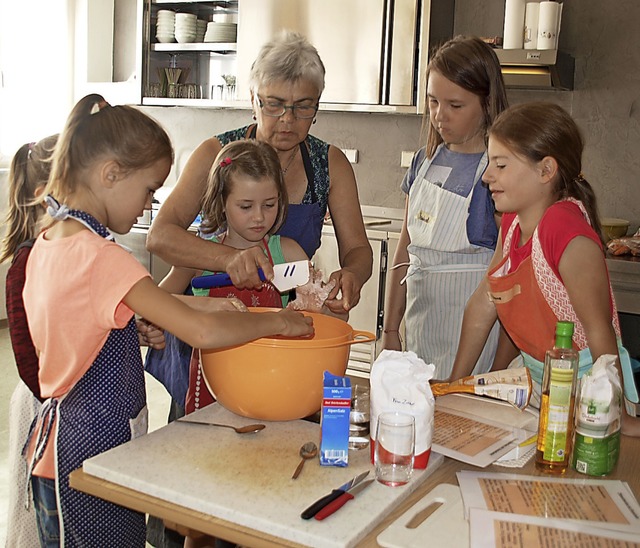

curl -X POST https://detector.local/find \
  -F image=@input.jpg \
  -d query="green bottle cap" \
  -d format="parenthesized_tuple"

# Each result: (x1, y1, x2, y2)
(556, 321, 575, 338)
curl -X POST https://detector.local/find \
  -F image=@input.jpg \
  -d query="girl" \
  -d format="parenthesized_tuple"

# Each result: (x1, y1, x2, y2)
(449, 102, 640, 436)
(2, 135, 166, 548)
(22, 94, 314, 548)
(382, 36, 510, 380)
(2, 135, 57, 548)
(161, 139, 308, 306)
(159, 140, 312, 414)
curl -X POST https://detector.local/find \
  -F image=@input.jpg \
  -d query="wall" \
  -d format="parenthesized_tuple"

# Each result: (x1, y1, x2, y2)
(454, 0, 640, 231)
(143, 0, 639, 233)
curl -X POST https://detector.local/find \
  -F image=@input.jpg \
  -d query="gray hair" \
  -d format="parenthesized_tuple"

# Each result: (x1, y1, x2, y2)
(249, 30, 325, 96)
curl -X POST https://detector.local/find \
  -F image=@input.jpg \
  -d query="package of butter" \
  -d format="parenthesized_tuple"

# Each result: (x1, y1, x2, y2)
(319, 371, 351, 467)
(431, 368, 532, 410)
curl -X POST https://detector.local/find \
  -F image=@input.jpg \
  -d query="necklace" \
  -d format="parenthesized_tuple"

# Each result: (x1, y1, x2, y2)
(281, 147, 298, 175)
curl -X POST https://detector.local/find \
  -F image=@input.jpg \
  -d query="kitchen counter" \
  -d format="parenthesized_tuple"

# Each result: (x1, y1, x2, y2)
(70, 403, 640, 547)
(606, 253, 640, 315)
(72, 403, 443, 548)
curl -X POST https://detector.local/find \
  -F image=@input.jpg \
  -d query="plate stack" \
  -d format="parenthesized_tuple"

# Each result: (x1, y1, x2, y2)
(204, 22, 237, 43)
(175, 12, 197, 44)
(196, 19, 207, 43)
(156, 10, 175, 43)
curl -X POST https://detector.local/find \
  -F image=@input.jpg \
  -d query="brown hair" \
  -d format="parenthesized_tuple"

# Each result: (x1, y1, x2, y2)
(199, 140, 288, 235)
(423, 35, 508, 158)
(45, 94, 173, 207)
(489, 101, 604, 243)
(0, 135, 59, 263)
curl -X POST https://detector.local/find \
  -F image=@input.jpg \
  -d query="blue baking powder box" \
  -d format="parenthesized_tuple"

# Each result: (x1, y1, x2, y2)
(320, 371, 351, 467)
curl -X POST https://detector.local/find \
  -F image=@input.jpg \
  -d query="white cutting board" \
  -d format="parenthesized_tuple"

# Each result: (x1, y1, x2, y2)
(83, 404, 444, 548)
(377, 484, 468, 548)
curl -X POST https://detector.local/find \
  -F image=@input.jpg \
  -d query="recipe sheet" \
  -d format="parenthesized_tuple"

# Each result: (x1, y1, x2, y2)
(431, 409, 523, 467)
(469, 508, 640, 548)
(457, 471, 640, 533)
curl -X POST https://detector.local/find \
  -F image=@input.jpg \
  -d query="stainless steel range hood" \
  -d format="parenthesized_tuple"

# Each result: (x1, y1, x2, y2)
(495, 49, 575, 90)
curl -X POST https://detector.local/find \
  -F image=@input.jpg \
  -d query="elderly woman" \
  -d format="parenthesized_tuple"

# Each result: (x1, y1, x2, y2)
(147, 30, 373, 314)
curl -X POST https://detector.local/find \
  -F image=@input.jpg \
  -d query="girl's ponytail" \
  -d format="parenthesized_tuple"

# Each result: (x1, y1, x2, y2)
(567, 173, 604, 245)
(1, 136, 58, 263)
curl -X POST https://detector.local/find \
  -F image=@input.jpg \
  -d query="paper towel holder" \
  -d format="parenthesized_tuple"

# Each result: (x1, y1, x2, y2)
(495, 49, 574, 90)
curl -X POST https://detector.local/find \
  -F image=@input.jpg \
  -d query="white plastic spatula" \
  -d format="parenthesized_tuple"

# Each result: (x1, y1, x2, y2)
(191, 260, 310, 293)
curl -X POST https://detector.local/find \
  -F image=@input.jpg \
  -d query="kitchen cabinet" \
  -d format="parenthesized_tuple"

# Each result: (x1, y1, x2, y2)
(237, 0, 455, 113)
(74, 0, 144, 105)
(143, 0, 239, 106)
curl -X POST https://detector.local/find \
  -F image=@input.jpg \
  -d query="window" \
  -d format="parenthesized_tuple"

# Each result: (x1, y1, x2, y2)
(0, 1, 73, 161)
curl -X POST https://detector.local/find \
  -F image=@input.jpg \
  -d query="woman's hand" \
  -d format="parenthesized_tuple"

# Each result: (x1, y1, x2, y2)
(136, 319, 166, 350)
(274, 309, 314, 337)
(324, 268, 363, 314)
(287, 266, 336, 312)
(222, 246, 274, 289)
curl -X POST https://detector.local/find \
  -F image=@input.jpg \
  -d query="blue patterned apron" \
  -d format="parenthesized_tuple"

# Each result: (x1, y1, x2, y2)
(26, 205, 148, 547)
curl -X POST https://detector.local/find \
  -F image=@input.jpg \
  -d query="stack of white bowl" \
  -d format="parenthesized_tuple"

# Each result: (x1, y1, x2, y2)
(204, 22, 237, 43)
(196, 19, 207, 43)
(175, 12, 197, 44)
(156, 10, 175, 43)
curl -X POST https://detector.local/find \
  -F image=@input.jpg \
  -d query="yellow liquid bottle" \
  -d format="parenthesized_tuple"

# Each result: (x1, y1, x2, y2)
(535, 321, 579, 474)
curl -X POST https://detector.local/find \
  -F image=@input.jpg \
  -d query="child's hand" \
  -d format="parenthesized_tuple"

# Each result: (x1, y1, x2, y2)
(209, 296, 248, 312)
(622, 410, 640, 437)
(136, 319, 166, 350)
(181, 295, 248, 313)
(287, 267, 336, 313)
(275, 309, 314, 338)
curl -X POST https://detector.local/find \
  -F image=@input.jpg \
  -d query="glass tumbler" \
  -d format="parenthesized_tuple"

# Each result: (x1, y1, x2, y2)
(374, 412, 415, 486)
(349, 384, 370, 450)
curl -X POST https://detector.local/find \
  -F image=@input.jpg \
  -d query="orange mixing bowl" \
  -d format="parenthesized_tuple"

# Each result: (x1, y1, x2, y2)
(200, 308, 375, 421)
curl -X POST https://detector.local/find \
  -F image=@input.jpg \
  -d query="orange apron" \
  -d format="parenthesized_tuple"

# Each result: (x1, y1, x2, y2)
(486, 207, 637, 409)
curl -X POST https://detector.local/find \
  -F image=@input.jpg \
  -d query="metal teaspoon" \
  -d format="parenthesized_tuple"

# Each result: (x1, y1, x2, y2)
(178, 419, 266, 434)
(292, 441, 318, 479)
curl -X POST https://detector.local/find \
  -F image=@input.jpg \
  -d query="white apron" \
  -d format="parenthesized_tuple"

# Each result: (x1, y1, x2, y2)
(403, 149, 499, 379)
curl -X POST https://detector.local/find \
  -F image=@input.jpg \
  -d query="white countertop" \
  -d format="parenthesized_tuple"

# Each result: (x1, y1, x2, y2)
(82, 404, 443, 548)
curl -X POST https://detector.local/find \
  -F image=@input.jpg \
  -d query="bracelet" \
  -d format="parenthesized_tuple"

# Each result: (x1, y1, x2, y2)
(383, 329, 399, 334)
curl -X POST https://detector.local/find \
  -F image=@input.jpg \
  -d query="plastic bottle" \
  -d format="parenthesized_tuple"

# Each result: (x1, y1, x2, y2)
(535, 321, 579, 474)
(572, 354, 622, 476)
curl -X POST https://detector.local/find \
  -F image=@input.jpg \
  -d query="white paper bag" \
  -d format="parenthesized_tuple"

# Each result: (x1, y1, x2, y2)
(370, 350, 435, 468)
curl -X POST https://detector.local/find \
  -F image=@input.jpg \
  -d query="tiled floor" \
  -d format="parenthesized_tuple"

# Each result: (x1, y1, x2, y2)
(0, 327, 172, 545)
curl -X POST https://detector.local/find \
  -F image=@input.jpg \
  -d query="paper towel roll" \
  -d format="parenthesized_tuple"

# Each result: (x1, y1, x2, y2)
(503, 0, 526, 49)
(524, 3, 540, 50)
(537, 1, 561, 50)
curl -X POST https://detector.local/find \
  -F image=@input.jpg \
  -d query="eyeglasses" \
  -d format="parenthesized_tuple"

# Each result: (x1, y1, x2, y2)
(257, 96, 319, 119)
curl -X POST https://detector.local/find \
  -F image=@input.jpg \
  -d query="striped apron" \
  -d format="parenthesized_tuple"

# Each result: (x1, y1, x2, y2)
(403, 152, 498, 380)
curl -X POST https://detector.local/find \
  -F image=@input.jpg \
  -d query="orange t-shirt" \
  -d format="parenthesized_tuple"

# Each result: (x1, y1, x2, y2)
(23, 229, 150, 477)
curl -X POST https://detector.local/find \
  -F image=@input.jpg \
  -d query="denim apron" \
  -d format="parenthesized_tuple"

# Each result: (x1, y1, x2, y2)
(402, 150, 498, 379)
(26, 208, 148, 547)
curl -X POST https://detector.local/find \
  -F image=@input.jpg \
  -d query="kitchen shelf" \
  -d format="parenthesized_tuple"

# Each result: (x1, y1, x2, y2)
(153, 0, 237, 5)
(151, 42, 236, 53)
(144, 0, 239, 104)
